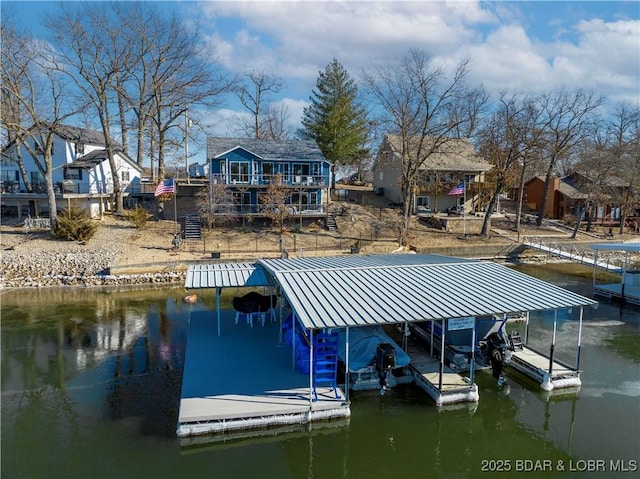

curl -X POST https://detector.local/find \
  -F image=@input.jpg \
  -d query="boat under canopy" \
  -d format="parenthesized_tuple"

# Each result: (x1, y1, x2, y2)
(180, 254, 598, 439)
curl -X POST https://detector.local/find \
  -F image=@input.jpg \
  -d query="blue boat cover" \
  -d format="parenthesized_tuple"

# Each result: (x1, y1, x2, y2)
(337, 326, 410, 371)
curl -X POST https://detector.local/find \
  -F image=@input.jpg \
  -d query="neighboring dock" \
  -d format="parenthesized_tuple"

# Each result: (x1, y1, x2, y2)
(590, 242, 640, 306)
(177, 312, 350, 439)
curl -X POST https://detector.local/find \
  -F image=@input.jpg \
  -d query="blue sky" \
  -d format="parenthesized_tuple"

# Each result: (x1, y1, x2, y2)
(3, 1, 639, 165)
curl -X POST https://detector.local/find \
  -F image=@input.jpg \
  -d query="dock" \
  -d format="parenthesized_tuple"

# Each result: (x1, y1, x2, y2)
(385, 326, 478, 406)
(177, 311, 350, 439)
(508, 346, 581, 391)
(523, 236, 623, 272)
(590, 242, 640, 306)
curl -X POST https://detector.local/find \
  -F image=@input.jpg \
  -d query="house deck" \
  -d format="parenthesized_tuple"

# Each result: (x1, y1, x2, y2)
(177, 311, 350, 439)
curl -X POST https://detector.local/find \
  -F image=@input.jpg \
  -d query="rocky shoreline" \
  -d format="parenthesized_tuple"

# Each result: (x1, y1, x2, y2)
(0, 247, 185, 289)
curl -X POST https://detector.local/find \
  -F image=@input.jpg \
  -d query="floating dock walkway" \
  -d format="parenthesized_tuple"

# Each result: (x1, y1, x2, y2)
(523, 236, 623, 272)
(508, 345, 581, 391)
(385, 326, 478, 406)
(177, 312, 350, 439)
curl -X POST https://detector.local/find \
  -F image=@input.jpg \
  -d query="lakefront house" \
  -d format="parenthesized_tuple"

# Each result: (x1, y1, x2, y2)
(206, 137, 332, 219)
(372, 135, 493, 215)
(1, 124, 143, 219)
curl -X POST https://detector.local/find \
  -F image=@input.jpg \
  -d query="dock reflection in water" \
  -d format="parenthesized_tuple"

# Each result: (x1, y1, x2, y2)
(1, 265, 639, 479)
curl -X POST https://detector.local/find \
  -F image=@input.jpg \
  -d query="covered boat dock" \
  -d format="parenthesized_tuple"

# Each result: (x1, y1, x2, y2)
(179, 254, 597, 439)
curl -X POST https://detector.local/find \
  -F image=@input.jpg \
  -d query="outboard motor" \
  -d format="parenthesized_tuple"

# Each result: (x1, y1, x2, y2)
(376, 343, 396, 394)
(486, 332, 510, 386)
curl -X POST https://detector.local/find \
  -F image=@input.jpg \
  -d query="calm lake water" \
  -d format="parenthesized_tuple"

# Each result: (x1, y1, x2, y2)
(1, 263, 639, 479)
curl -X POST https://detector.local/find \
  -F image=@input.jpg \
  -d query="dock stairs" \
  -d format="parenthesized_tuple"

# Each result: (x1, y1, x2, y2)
(182, 214, 202, 240)
(326, 214, 338, 232)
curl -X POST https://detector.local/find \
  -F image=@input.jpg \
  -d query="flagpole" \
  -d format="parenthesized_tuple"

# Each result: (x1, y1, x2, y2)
(463, 180, 466, 237)
(174, 180, 178, 234)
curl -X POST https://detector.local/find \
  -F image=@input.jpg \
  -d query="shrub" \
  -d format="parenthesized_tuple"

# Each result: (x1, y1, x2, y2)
(53, 207, 98, 241)
(128, 206, 151, 228)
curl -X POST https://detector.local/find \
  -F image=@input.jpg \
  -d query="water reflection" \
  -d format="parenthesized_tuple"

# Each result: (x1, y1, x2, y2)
(1, 268, 639, 478)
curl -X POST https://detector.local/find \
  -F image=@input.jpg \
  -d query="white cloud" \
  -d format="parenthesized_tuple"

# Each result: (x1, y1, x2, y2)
(198, 1, 639, 128)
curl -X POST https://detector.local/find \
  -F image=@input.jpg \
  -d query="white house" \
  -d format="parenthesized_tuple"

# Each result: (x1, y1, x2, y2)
(1, 125, 143, 218)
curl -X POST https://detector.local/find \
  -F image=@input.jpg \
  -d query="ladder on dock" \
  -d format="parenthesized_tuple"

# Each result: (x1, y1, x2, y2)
(523, 236, 622, 272)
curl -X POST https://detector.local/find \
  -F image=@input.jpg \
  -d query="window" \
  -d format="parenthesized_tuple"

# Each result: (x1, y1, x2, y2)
(230, 161, 249, 183)
(1, 170, 18, 182)
(263, 162, 274, 182)
(75, 143, 85, 155)
(416, 196, 430, 208)
(64, 168, 82, 180)
(121, 171, 130, 182)
(293, 163, 310, 176)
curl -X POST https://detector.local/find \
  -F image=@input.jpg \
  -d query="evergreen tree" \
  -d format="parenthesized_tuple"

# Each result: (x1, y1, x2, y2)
(300, 58, 369, 187)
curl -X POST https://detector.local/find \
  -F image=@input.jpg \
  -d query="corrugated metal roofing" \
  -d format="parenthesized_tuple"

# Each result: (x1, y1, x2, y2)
(259, 254, 597, 330)
(185, 254, 597, 330)
(185, 263, 273, 289)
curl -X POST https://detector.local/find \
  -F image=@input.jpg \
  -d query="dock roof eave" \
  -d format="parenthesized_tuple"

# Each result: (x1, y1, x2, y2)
(186, 254, 597, 330)
(185, 263, 274, 289)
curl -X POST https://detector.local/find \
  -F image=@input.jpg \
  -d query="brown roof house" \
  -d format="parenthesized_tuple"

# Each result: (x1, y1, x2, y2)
(372, 135, 493, 215)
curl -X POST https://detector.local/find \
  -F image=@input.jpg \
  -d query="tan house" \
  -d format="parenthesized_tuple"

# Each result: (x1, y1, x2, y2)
(372, 135, 493, 215)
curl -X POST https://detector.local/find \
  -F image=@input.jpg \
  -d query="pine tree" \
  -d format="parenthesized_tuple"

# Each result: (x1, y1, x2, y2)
(300, 58, 369, 187)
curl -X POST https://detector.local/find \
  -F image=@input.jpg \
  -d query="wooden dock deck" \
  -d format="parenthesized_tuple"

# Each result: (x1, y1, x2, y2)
(385, 326, 478, 406)
(508, 346, 580, 391)
(177, 311, 350, 439)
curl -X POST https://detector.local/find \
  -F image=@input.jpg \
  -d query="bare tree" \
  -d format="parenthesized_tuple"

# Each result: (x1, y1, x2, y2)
(1, 19, 80, 227)
(533, 88, 604, 226)
(196, 182, 236, 230)
(234, 71, 285, 139)
(477, 92, 527, 236)
(46, 4, 131, 213)
(605, 102, 640, 234)
(361, 49, 484, 245)
(260, 174, 292, 234)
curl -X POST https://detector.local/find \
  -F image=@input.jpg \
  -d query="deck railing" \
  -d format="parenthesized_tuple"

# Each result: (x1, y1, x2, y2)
(209, 203, 327, 216)
(211, 173, 330, 187)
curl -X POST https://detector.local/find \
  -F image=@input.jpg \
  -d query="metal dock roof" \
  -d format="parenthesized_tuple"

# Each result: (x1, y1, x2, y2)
(185, 254, 598, 330)
(185, 263, 273, 289)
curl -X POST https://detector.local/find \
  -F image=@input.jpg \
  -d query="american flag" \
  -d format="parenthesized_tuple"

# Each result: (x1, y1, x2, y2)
(447, 182, 465, 196)
(154, 178, 176, 197)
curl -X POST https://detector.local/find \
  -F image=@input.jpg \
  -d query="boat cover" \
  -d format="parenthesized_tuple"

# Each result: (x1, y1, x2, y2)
(337, 326, 410, 371)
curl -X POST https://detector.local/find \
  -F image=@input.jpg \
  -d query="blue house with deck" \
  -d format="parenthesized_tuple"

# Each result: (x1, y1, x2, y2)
(207, 137, 332, 218)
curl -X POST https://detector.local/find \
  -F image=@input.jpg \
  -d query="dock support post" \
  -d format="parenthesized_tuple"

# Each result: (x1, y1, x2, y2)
(548, 310, 558, 374)
(430, 320, 434, 357)
(345, 327, 350, 402)
(309, 329, 314, 407)
(469, 317, 476, 385)
(439, 319, 445, 391)
(524, 311, 530, 345)
(575, 307, 584, 371)
(292, 312, 297, 368)
(216, 287, 221, 337)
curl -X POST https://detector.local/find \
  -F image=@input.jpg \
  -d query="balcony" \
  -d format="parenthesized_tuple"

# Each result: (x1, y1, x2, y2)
(211, 173, 330, 187)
